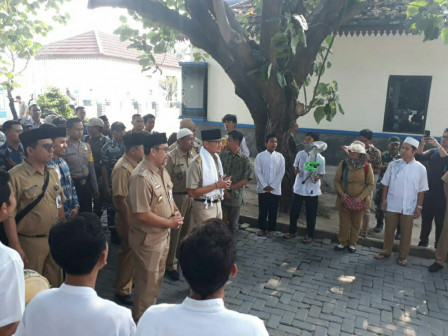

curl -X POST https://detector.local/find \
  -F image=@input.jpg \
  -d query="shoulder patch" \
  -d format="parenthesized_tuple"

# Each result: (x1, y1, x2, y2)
(196, 156, 202, 163)
(138, 169, 148, 177)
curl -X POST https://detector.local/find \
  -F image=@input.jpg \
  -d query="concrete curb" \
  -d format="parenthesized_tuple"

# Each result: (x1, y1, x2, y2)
(239, 214, 436, 259)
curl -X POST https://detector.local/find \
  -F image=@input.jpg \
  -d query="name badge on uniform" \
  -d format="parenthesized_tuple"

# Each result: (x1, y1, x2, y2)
(27, 185, 38, 192)
(56, 195, 62, 209)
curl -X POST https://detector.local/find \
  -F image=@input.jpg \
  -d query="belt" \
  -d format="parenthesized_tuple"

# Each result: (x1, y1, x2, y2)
(194, 198, 220, 203)
(18, 233, 49, 238)
(74, 178, 88, 186)
(173, 192, 188, 195)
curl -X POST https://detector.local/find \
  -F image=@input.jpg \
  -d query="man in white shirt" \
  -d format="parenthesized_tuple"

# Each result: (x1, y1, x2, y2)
(0, 170, 25, 336)
(254, 134, 285, 237)
(222, 114, 250, 157)
(15, 213, 136, 336)
(283, 132, 325, 243)
(374, 137, 428, 266)
(136, 219, 269, 336)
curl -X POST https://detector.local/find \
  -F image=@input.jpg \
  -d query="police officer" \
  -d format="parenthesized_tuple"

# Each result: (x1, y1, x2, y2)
(164, 128, 195, 281)
(111, 133, 145, 306)
(186, 129, 231, 226)
(3, 128, 65, 287)
(65, 118, 99, 212)
(127, 132, 183, 321)
(101, 121, 126, 244)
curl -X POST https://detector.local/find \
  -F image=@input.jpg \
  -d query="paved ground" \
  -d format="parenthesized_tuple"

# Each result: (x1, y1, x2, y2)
(97, 229, 448, 336)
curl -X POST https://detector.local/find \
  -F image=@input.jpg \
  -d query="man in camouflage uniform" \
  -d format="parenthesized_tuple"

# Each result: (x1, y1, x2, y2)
(101, 122, 126, 244)
(220, 130, 252, 231)
(359, 129, 382, 236)
(374, 136, 401, 234)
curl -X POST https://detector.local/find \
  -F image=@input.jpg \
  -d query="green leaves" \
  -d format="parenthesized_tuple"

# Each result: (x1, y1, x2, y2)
(36, 87, 73, 118)
(406, 0, 448, 42)
(0, 0, 69, 91)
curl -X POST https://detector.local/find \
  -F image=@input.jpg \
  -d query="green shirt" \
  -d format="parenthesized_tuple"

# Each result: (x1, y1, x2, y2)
(220, 150, 253, 206)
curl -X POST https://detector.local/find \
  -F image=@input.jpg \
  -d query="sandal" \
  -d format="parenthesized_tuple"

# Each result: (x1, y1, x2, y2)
(283, 232, 298, 239)
(302, 236, 313, 244)
(373, 253, 390, 260)
(266, 231, 275, 238)
(256, 230, 266, 237)
(397, 258, 408, 266)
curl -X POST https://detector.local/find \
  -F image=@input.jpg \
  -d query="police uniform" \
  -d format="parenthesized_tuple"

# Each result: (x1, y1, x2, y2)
(9, 129, 65, 287)
(186, 129, 224, 226)
(65, 139, 98, 212)
(111, 134, 144, 299)
(165, 146, 194, 273)
(127, 133, 175, 321)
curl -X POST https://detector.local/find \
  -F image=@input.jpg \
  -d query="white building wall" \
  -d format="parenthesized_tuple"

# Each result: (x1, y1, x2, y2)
(13, 57, 181, 134)
(206, 34, 448, 135)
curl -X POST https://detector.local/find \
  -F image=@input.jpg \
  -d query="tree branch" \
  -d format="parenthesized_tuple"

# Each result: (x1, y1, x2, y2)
(260, 0, 284, 60)
(212, 0, 232, 43)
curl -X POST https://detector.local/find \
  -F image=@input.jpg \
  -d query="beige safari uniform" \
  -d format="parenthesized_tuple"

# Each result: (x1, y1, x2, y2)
(127, 158, 175, 321)
(435, 172, 448, 266)
(186, 154, 223, 227)
(165, 147, 194, 272)
(9, 160, 65, 287)
(111, 154, 139, 297)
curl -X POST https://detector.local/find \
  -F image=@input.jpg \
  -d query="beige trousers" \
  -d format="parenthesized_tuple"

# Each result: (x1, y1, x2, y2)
(115, 215, 135, 296)
(166, 194, 193, 272)
(129, 229, 170, 321)
(435, 213, 448, 266)
(19, 236, 62, 288)
(192, 200, 222, 227)
(381, 211, 414, 260)
(338, 208, 365, 246)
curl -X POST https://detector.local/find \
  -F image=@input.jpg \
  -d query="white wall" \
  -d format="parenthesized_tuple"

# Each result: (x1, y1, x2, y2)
(11, 57, 181, 134)
(206, 34, 448, 135)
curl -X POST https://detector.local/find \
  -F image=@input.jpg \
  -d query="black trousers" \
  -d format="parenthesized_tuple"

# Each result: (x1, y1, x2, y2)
(289, 193, 318, 237)
(74, 178, 93, 213)
(420, 193, 446, 245)
(258, 193, 280, 232)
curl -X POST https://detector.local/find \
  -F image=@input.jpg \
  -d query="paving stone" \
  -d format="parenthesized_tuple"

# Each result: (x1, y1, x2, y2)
(95, 231, 448, 336)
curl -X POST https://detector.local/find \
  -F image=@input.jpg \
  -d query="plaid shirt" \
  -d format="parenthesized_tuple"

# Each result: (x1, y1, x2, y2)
(0, 142, 25, 171)
(47, 157, 80, 216)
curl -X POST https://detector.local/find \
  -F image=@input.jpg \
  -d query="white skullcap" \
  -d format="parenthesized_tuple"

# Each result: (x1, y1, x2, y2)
(403, 137, 419, 148)
(177, 128, 193, 140)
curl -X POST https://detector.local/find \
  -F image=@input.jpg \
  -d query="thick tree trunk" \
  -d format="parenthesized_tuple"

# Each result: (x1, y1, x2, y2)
(7, 89, 19, 120)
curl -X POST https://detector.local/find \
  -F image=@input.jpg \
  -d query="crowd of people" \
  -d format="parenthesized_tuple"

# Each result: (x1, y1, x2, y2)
(0, 98, 447, 335)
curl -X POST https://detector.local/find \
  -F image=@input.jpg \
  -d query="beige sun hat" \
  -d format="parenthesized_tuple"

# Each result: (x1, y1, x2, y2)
(343, 141, 366, 154)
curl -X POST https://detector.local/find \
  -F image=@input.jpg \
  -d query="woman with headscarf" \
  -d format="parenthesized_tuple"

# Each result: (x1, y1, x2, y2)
(334, 141, 374, 253)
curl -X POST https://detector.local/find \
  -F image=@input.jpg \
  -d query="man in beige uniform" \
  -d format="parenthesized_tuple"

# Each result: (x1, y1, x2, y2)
(164, 128, 195, 281)
(4, 128, 65, 287)
(429, 171, 448, 272)
(168, 118, 201, 154)
(128, 132, 183, 321)
(186, 129, 231, 226)
(111, 133, 145, 305)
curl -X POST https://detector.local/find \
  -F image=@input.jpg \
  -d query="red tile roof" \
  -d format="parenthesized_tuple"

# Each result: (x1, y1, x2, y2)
(36, 30, 180, 68)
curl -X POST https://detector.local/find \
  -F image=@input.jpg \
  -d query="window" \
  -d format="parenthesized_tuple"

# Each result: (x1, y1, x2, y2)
(180, 62, 208, 119)
(383, 75, 432, 134)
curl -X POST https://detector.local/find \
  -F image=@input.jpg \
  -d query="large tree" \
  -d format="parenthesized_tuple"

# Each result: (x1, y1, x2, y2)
(0, 0, 69, 119)
(88, 0, 447, 208)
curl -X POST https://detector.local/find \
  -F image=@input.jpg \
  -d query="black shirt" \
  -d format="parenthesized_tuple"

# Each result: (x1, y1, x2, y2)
(415, 148, 448, 197)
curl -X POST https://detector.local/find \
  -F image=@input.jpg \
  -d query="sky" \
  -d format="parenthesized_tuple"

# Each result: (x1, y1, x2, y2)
(40, 0, 129, 44)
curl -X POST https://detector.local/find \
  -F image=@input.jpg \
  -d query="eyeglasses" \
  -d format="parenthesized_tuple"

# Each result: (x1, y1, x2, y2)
(155, 147, 170, 152)
(41, 144, 55, 152)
